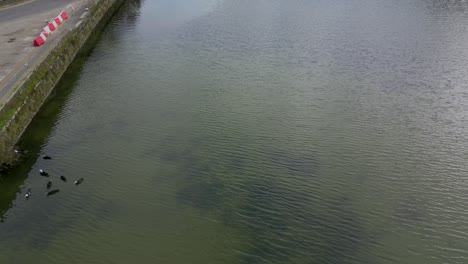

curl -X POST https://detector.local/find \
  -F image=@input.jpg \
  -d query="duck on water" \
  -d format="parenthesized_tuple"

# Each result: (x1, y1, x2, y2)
(25, 189, 32, 199)
(47, 189, 60, 196)
(74, 178, 84, 185)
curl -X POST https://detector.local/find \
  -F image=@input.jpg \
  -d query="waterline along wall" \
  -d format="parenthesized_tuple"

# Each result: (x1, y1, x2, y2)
(0, 0, 126, 166)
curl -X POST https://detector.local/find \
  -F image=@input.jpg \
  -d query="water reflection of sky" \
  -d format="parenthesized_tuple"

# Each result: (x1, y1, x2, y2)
(138, 0, 223, 32)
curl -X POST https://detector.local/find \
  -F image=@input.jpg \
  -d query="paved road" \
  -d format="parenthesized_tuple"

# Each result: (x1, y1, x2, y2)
(0, 0, 76, 22)
(0, 0, 88, 104)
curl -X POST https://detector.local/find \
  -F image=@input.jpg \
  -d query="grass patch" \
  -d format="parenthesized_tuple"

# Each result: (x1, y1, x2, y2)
(0, 108, 17, 129)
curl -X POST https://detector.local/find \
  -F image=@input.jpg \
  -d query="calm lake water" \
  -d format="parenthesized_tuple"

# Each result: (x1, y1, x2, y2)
(1, 0, 468, 263)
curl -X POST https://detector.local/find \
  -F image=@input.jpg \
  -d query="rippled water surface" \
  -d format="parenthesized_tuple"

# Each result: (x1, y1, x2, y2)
(1, 0, 468, 263)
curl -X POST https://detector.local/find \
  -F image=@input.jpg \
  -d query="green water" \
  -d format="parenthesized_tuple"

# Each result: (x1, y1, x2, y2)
(1, 0, 468, 263)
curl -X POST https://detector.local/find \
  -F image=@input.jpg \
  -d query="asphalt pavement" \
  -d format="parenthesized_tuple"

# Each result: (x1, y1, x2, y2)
(0, 0, 87, 105)
(0, 0, 77, 22)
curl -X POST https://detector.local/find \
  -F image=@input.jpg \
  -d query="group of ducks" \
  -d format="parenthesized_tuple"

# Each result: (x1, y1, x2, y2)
(25, 155, 84, 200)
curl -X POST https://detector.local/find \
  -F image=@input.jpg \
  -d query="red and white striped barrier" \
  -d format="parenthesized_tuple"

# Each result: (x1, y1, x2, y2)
(53, 17, 61, 26)
(33, 11, 69, 47)
(49, 19, 58, 31)
(60, 12, 68, 20)
(43, 25, 52, 35)
(33, 30, 48, 46)
(57, 11, 68, 22)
